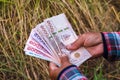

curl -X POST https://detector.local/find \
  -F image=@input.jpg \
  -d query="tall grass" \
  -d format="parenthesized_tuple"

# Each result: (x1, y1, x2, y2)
(0, 0, 120, 80)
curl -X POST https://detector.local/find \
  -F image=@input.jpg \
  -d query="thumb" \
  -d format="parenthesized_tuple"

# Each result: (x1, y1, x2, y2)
(49, 62, 58, 80)
(66, 35, 85, 50)
(60, 55, 70, 65)
(49, 62, 58, 71)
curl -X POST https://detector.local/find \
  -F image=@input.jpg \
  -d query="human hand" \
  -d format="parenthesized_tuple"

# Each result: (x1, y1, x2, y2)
(49, 55, 71, 80)
(67, 32, 103, 58)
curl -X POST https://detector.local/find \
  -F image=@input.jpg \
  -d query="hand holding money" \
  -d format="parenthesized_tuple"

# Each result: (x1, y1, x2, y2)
(24, 13, 92, 66)
(67, 32, 103, 58)
(49, 55, 71, 80)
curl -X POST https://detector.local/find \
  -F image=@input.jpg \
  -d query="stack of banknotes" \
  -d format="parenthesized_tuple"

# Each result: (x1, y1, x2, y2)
(24, 13, 92, 66)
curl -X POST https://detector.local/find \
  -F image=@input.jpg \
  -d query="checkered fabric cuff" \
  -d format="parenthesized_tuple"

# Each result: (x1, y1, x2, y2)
(101, 32, 120, 61)
(57, 65, 87, 80)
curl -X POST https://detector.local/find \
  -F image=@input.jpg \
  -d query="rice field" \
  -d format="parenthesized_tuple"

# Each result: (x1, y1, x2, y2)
(0, 0, 120, 80)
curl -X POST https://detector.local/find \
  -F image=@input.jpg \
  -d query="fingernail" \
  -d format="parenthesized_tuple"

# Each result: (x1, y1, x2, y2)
(66, 44, 72, 49)
(61, 53, 66, 57)
(50, 62, 58, 70)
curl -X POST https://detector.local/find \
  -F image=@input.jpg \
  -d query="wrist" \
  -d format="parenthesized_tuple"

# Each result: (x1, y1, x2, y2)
(101, 32, 108, 59)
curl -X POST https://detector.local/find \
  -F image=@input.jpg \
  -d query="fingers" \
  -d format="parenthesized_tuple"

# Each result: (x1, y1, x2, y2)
(86, 43, 103, 58)
(49, 62, 58, 80)
(49, 62, 58, 71)
(49, 54, 70, 70)
(49, 55, 71, 80)
(60, 55, 69, 64)
(49, 62, 58, 79)
(66, 33, 102, 50)
(59, 54, 72, 67)
(49, 55, 70, 71)
(66, 35, 85, 50)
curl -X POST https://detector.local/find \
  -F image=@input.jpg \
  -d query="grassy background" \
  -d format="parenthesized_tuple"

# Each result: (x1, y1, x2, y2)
(0, 0, 120, 80)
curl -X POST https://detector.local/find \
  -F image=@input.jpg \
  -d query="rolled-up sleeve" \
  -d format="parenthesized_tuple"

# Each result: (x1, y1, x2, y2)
(57, 65, 87, 80)
(101, 32, 120, 61)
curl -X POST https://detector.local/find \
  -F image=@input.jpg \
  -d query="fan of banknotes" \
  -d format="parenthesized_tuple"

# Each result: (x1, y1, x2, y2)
(24, 13, 92, 66)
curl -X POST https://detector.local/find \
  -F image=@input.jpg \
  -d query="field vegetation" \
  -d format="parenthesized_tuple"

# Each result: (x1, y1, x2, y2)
(0, 0, 120, 80)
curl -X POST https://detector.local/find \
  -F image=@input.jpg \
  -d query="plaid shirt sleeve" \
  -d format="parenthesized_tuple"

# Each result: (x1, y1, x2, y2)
(57, 65, 87, 80)
(101, 32, 120, 61)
